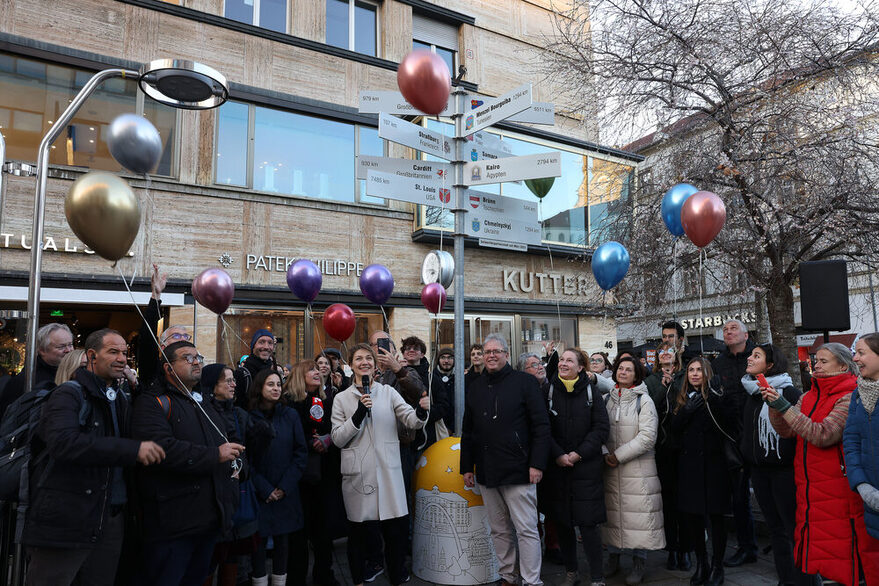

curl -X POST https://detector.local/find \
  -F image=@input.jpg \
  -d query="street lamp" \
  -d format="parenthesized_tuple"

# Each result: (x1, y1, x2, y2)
(23, 59, 228, 392)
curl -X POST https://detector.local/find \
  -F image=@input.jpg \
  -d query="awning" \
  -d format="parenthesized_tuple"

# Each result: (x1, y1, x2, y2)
(804, 333, 857, 354)
(0, 286, 185, 306)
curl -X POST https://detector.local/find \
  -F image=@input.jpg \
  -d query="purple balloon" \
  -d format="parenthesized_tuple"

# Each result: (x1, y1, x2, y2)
(286, 259, 322, 303)
(359, 264, 395, 306)
(192, 268, 235, 315)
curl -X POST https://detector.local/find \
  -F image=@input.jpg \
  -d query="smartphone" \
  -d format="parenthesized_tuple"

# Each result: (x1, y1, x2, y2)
(756, 374, 771, 389)
(376, 338, 391, 354)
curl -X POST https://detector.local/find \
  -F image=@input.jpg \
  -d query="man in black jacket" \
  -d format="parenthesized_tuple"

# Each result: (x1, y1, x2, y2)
(711, 319, 758, 567)
(0, 322, 74, 417)
(24, 328, 165, 586)
(131, 341, 244, 586)
(460, 334, 550, 586)
(234, 328, 278, 406)
(434, 347, 456, 434)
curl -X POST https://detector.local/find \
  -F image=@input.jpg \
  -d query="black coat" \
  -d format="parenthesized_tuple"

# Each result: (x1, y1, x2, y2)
(23, 368, 140, 548)
(432, 367, 456, 434)
(740, 384, 800, 468)
(711, 340, 756, 438)
(460, 364, 551, 488)
(539, 373, 609, 526)
(137, 297, 162, 390)
(131, 379, 237, 542)
(291, 390, 339, 486)
(669, 389, 735, 515)
(0, 356, 58, 418)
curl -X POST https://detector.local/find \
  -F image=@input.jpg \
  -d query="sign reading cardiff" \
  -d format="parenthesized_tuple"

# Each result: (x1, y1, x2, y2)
(466, 190, 542, 246)
(464, 152, 562, 186)
(379, 113, 454, 161)
(461, 84, 533, 136)
(356, 155, 451, 182)
(359, 90, 454, 117)
(365, 170, 451, 206)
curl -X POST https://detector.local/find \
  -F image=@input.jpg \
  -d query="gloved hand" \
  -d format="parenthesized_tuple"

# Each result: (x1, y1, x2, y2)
(768, 394, 792, 413)
(857, 483, 879, 512)
(682, 393, 704, 414)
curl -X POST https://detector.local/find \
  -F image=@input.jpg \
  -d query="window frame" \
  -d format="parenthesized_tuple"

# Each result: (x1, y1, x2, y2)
(326, 0, 381, 57)
(412, 39, 456, 76)
(213, 99, 387, 207)
(224, 0, 288, 33)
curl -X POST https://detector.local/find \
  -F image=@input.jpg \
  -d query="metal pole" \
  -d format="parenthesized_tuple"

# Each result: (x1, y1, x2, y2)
(452, 87, 467, 436)
(24, 68, 139, 392)
(869, 270, 878, 332)
(0, 132, 6, 228)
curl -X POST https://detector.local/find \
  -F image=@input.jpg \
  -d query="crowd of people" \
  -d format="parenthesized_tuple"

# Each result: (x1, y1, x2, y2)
(1, 276, 879, 586)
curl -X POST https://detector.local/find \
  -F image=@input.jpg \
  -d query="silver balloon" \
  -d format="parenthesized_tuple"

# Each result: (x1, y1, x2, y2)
(108, 113, 163, 174)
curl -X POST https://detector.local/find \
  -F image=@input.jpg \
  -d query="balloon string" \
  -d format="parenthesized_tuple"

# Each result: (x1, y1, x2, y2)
(698, 247, 704, 355)
(438, 120, 447, 254)
(380, 305, 391, 341)
(417, 315, 442, 451)
(115, 263, 230, 444)
(672, 237, 678, 320)
(219, 315, 237, 370)
(539, 199, 563, 344)
(218, 313, 252, 359)
(144, 172, 153, 268)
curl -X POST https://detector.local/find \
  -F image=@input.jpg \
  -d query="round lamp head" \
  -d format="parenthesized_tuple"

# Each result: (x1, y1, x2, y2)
(139, 59, 228, 110)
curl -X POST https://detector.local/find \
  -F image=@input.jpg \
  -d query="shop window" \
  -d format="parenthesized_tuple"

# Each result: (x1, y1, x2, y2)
(217, 307, 383, 368)
(214, 100, 384, 204)
(412, 14, 459, 76)
(0, 53, 177, 175)
(520, 315, 577, 356)
(225, 0, 287, 33)
(326, 0, 378, 57)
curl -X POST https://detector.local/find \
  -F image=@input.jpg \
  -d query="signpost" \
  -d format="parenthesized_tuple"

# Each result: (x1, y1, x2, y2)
(358, 82, 556, 440)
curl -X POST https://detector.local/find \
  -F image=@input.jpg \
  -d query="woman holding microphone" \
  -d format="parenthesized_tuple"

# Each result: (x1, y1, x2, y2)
(331, 343, 428, 586)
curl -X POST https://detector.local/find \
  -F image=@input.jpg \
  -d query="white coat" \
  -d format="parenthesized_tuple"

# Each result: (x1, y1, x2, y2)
(331, 381, 426, 522)
(602, 382, 666, 551)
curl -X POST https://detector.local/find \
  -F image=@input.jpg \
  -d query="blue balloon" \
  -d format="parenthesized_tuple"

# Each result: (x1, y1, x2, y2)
(661, 183, 699, 237)
(592, 241, 630, 291)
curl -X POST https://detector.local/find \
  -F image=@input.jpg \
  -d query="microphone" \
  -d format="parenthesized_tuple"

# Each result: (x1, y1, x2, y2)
(361, 375, 371, 417)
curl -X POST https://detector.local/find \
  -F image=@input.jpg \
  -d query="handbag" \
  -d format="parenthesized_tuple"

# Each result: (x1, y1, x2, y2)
(705, 396, 744, 473)
(231, 411, 259, 527)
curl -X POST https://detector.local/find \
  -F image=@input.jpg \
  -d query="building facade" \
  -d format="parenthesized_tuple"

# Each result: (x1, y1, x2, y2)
(0, 0, 640, 374)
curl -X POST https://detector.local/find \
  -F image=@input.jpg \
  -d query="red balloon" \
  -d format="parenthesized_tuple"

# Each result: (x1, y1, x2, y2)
(192, 268, 234, 315)
(397, 50, 451, 116)
(421, 283, 447, 314)
(681, 191, 727, 248)
(323, 303, 356, 342)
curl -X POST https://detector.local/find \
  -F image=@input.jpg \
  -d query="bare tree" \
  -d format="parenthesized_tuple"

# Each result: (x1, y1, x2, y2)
(541, 0, 879, 374)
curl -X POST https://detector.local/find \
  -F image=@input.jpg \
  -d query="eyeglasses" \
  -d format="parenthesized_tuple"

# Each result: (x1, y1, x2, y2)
(175, 353, 205, 365)
(163, 332, 192, 343)
(590, 358, 604, 364)
(484, 349, 506, 356)
(402, 346, 420, 352)
(52, 342, 74, 351)
(524, 361, 542, 370)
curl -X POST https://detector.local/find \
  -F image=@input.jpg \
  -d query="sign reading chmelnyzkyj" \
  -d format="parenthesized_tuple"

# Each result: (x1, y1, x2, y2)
(365, 170, 451, 206)
(464, 151, 562, 186)
(378, 113, 454, 161)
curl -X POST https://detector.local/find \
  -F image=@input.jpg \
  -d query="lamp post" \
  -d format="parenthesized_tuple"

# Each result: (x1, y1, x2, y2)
(23, 59, 228, 392)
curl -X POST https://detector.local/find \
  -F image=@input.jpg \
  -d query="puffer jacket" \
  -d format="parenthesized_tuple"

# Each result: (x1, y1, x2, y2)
(843, 388, 879, 540)
(602, 383, 665, 551)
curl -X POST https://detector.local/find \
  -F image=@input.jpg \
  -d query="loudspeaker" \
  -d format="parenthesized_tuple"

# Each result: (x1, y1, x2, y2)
(800, 260, 850, 332)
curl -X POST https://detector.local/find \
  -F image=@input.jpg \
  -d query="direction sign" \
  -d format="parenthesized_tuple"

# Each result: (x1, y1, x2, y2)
(466, 190, 541, 246)
(461, 84, 532, 136)
(356, 155, 451, 182)
(469, 96, 555, 126)
(365, 170, 451, 206)
(359, 90, 454, 117)
(378, 113, 454, 161)
(463, 151, 561, 186)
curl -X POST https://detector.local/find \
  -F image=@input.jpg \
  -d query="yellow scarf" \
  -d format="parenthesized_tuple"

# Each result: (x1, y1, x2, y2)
(560, 375, 579, 393)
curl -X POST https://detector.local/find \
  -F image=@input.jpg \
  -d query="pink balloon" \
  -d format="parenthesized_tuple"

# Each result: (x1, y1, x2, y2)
(681, 191, 727, 248)
(324, 303, 356, 342)
(421, 283, 447, 314)
(397, 50, 451, 116)
(192, 268, 235, 315)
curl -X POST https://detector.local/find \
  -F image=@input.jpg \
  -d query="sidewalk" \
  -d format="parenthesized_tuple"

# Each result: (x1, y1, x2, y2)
(328, 535, 780, 585)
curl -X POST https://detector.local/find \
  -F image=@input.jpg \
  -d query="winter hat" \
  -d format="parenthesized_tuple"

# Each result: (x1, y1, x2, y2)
(250, 329, 275, 351)
(201, 363, 229, 392)
(437, 347, 455, 358)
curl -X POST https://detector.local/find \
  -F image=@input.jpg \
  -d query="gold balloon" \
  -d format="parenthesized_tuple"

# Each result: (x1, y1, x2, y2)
(65, 171, 141, 261)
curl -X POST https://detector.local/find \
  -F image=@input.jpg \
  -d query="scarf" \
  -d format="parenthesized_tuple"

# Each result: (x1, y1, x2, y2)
(741, 372, 793, 460)
(560, 375, 579, 393)
(857, 376, 879, 415)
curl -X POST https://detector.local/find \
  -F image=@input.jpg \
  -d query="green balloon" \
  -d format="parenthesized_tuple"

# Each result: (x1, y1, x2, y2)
(525, 176, 556, 199)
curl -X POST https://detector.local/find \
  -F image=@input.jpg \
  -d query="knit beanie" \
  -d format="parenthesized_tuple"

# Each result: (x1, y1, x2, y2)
(250, 329, 275, 352)
(437, 347, 455, 358)
(201, 363, 228, 393)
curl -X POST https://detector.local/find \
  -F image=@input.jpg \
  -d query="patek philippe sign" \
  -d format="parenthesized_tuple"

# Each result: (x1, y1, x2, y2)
(246, 255, 364, 277)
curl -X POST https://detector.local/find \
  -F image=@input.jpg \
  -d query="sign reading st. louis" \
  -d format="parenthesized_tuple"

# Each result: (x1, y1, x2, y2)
(365, 170, 451, 206)
(464, 152, 562, 186)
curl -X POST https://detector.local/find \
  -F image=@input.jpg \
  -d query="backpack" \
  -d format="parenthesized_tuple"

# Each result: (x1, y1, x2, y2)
(0, 381, 90, 502)
(546, 380, 594, 417)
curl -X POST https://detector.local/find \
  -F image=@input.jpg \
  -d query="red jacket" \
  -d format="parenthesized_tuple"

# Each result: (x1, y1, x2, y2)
(793, 373, 879, 586)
